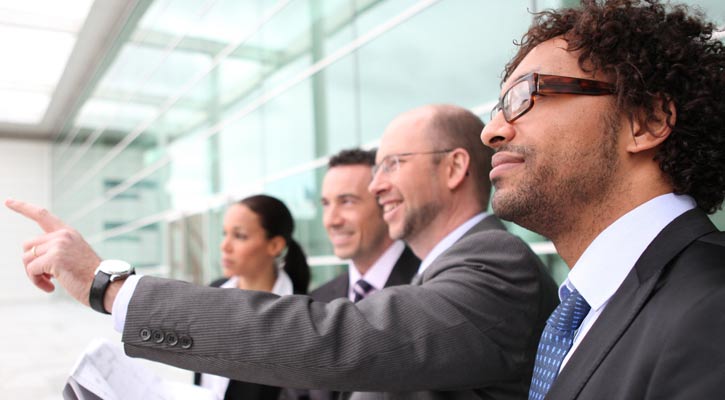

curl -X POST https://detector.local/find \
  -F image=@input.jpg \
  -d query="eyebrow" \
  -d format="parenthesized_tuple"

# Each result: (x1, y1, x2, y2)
(320, 193, 360, 202)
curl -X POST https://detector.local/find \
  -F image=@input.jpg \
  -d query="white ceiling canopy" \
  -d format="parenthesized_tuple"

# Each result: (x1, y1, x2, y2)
(0, 0, 92, 124)
(0, 0, 138, 140)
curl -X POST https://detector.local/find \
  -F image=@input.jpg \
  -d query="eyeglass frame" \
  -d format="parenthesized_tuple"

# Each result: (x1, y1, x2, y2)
(372, 149, 454, 177)
(490, 72, 616, 123)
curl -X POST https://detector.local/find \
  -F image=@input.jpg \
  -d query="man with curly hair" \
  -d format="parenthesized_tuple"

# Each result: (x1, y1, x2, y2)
(482, 0, 725, 399)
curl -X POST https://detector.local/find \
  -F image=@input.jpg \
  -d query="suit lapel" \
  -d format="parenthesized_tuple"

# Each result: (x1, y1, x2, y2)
(383, 247, 420, 287)
(413, 215, 507, 286)
(547, 209, 717, 399)
(323, 274, 349, 301)
(337, 276, 350, 299)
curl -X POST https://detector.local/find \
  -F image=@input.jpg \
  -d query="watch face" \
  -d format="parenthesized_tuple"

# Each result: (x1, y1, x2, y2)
(99, 260, 133, 274)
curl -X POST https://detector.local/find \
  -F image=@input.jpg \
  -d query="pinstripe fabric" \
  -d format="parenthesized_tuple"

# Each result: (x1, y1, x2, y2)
(123, 216, 559, 399)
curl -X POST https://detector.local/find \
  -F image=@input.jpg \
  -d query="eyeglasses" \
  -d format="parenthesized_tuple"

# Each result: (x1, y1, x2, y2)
(372, 149, 454, 177)
(490, 72, 616, 123)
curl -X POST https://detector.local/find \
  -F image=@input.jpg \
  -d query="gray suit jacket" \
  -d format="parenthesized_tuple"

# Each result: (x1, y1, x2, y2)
(304, 246, 419, 400)
(122, 215, 558, 399)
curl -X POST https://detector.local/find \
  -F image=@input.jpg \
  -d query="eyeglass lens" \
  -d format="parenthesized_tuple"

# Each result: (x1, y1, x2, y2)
(372, 156, 397, 176)
(504, 80, 532, 121)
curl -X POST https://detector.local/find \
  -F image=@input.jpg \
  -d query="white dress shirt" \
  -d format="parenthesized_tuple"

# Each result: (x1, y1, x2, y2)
(347, 240, 406, 301)
(418, 212, 487, 275)
(558, 193, 696, 370)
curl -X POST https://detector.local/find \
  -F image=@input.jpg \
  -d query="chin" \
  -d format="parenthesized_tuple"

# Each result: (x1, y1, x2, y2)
(334, 252, 352, 260)
(388, 228, 403, 241)
(221, 266, 237, 277)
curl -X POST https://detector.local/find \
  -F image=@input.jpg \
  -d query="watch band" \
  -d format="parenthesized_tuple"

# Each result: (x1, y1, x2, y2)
(89, 260, 134, 315)
(89, 271, 112, 314)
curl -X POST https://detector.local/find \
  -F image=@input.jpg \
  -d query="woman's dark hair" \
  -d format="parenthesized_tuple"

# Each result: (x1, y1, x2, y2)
(505, 0, 725, 213)
(240, 195, 310, 294)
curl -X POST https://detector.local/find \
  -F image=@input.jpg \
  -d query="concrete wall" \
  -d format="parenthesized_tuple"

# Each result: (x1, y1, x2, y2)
(0, 138, 51, 303)
(0, 139, 192, 397)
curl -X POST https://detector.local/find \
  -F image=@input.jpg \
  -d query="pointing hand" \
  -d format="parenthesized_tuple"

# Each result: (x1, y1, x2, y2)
(5, 198, 101, 305)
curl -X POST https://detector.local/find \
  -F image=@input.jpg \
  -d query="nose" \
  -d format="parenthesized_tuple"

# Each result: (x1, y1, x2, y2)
(323, 204, 342, 229)
(220, 235, 231, 253)
(368, 169, 389, 198)
(481, 112, 515, 150)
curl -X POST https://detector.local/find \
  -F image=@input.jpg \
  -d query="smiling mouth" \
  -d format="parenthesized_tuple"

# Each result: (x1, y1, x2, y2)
(383, 201, 401, 214)
(329, 232, 353, 243)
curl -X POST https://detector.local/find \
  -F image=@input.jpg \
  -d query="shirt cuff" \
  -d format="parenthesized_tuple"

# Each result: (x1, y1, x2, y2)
(111, 274, 141, 333)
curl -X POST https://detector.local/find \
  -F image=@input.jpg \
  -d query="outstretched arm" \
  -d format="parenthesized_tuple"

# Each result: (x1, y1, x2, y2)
(4, 199, 121, 310)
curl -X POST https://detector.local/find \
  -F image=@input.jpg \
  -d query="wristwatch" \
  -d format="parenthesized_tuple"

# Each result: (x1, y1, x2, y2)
(89, 260, 135, 314)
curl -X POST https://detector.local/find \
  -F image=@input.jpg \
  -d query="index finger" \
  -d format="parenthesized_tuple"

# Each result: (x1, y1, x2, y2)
(5, 198, 67, 233)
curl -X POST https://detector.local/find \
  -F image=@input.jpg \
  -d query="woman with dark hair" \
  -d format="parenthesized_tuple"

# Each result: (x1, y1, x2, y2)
(194, 194, 310, 400)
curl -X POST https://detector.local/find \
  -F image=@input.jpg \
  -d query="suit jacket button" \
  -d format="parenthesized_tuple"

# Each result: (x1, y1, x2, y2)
(140, 328, 152, 341)
(165, 332, 179, 346)
(179, 335, 193, 349)
(152, 330, 165, 344)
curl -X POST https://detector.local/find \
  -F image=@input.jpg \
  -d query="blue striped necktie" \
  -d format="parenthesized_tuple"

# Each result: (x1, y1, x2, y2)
(353, 279, 374, 303)
(529, 287, 591, 400)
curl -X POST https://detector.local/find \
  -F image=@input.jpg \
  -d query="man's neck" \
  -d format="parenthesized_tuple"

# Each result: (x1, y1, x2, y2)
(553, 189, 674, 267)
(352, 240, 395, 276)
(235, 269, 277, 292)
(408, 208, 483, 260)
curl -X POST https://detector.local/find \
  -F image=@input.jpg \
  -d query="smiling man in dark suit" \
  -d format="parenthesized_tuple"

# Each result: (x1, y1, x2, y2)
(316, 148, 419, 306)
(481, 1, 725, 399)
(299, 148, 418, 400)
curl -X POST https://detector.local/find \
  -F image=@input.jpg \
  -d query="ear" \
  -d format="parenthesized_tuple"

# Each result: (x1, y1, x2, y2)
(446, 148, 470, 190)
(267, 236, 286, 258)
(626, 98, 676, 154)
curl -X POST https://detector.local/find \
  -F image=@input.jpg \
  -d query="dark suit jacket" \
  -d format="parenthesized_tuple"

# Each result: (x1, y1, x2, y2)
(546, 208, 725, 399)
(193, 278, 283, 400)
(122, 215, 559, 399)
(310, 246, 420, 302)
(302, 246, 420, 400)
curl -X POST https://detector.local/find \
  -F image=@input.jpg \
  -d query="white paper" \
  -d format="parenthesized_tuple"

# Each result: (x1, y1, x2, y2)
(68, 338, 215, 400)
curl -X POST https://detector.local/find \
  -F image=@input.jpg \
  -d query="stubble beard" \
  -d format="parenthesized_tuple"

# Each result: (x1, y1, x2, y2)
(394, 201, 442, 244)
(492, 124, 620, 240)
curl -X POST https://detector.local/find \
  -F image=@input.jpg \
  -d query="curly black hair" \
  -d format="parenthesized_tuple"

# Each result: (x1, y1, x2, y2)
(504, 0, 725, 213)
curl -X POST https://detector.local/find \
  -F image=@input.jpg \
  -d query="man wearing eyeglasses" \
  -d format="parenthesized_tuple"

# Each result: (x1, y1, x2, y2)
(481, 1, 725, 399)
(6, 105, 558, 399)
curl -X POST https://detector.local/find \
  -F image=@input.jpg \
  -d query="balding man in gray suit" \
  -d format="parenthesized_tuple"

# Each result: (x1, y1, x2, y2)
(8, 104, 558, 399)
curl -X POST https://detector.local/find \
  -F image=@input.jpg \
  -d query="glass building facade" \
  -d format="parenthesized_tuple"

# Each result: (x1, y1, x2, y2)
(51, 0, 725, 287)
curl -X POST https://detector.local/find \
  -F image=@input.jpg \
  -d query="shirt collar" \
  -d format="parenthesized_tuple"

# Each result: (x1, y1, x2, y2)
(221, 269, 294, 296)
(348, 240, 406, 299)
(564, 193, 696, 309)
(418, 212, 488, 275)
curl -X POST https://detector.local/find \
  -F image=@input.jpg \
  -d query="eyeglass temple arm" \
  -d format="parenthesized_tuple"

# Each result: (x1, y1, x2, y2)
(538, 78, 615, 95)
